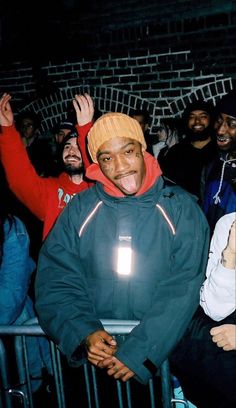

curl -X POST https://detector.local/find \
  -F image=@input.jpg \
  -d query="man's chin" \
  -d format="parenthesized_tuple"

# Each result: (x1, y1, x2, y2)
(64, 164, 84, 176)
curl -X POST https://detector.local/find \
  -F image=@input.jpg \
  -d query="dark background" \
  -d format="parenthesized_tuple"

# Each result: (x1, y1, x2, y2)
(1, 0, 236, 64)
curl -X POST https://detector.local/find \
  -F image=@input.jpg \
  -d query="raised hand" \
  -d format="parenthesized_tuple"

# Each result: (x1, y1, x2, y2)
(0, 93, 14, 127)
(73, 93, 94, 126)
(85, 329, 117, 366)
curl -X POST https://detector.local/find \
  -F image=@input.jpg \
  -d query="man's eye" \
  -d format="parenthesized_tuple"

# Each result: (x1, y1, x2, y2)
(103, 157, 111, 162)
(125, 149, 134, 154)
(228, 122, 236, 129)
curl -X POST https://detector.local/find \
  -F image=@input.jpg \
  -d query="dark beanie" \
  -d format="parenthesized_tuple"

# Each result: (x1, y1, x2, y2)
(182, 99, 216, 122)
(216, 90, 236, 119)
(61, 129, 78, 147)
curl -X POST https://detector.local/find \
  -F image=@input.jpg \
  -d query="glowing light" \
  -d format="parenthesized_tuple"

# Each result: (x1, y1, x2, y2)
(117, 246, 132, 275)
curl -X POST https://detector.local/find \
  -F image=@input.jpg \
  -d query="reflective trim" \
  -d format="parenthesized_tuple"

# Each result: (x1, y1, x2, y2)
(156, 204, 176, 235)
(78, 201, 103, 237)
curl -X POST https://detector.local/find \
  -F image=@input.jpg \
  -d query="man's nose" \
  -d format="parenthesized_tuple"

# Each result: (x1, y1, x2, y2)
(114, 155, 128, 171)
(217, 121, 228, 135)
(194, 116, 201, 124)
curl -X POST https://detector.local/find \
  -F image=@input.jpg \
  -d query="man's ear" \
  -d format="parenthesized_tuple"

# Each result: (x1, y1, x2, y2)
(141, 146, 146, 155)
(144, 124, 149, 132)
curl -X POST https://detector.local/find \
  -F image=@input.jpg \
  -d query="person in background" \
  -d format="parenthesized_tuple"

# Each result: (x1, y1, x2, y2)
(202, 90, 236, 234)
(152, 118, 181, 162)
(130, 108, 154, 154)
(15, 110, 55, 177)
(50, 121, 79, 176)
(0, 182, 52, 394)
(170, 212, 236, 408)
(0, 93, 93, 241)
(160, 100, 218, 201)
(35, 111, 209, 406)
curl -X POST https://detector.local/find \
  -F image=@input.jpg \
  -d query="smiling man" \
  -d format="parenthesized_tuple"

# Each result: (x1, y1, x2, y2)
(160, 100, 217, 201)
(202, 89, 236, 233)
(35, 111, 209, 399)
(0, 93, 93, 240)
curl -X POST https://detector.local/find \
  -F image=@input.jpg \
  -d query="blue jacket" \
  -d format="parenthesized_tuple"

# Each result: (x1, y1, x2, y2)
(203, 152, 236, 234)
(36, 177, 209, 384)
(0, 216, 35, 324)
(0, 216, 52, 391)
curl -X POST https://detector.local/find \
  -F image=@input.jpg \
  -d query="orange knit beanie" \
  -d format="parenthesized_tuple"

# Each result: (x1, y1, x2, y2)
(87, 112, 147, 163)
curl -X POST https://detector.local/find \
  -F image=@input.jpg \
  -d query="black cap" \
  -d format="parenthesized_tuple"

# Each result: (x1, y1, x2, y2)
(216, 90, 236, 119)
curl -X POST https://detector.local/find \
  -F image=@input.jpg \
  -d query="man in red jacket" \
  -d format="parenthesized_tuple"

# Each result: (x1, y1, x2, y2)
(0, 93, 93, 240)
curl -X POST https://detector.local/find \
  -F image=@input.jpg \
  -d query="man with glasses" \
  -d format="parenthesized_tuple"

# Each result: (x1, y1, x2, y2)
(202, 90, 236, 233)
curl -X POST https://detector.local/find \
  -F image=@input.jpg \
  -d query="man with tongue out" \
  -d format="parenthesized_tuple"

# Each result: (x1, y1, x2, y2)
(202, 89, 236, 234)
(35, 112, 209, 393)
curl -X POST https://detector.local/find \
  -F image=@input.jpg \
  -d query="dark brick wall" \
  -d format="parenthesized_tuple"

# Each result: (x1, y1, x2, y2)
(0, 1, 235, 133)
(0, 49, 232, 136)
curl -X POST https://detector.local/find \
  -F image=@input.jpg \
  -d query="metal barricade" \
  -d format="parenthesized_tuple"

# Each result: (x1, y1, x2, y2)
(0, 318, 189, 407)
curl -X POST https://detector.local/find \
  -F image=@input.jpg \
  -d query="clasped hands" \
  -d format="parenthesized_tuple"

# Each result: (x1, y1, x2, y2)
(85, 329, 135, 382)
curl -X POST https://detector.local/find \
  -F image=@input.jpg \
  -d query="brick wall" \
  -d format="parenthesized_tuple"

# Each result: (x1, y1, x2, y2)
(0, 1, 235, 135)
(0, 49, 233, 136)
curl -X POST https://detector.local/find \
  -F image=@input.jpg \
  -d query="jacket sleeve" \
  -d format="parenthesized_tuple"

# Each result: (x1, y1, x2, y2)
(35, 199, 103, 361)
(0, 217, 35, 324)
(0, 126, 48, 220)
(115, 194, 210, 384)
(200, 214, 236, 321)
(76, 122, 93, 170)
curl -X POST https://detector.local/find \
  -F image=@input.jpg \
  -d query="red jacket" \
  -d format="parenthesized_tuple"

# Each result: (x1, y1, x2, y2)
(0, 122, 93, 239)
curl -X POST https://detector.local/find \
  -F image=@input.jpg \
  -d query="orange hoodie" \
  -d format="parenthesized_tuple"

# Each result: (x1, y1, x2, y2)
(86, 151, 162, 197)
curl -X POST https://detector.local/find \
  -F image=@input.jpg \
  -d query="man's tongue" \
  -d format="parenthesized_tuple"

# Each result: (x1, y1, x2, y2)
(119, 174, 137, 193)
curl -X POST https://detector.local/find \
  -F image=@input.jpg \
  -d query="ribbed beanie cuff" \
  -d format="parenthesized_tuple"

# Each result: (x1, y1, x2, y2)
(87, 112, 147, 163)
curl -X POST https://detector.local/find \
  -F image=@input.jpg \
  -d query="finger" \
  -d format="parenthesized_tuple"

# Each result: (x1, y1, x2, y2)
(113, 368, 134, 381)
(75, 95, 89, 111)
(87, 346, 112, 359)
(88, 357, 101, 366)
(84, 93, 94, 110)
(97, 357, 113, 369)
(210, 327, 222, 336)
(216, 339, 227, 348)
(223, 344, 234, 351)
(72, 98, 81, 113)
(107, 362, 124, 376)
(121, 371, 135, 382)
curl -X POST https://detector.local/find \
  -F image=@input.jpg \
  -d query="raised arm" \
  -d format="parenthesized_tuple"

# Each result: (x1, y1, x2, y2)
(0, 93, 47, 220)
(73, 93, 94, 170)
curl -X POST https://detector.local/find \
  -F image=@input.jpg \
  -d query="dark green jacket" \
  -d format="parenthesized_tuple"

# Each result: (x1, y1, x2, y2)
(35, 177, 209, 384)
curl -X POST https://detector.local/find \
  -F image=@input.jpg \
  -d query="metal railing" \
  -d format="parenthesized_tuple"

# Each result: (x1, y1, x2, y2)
(0, 318, 189, 408)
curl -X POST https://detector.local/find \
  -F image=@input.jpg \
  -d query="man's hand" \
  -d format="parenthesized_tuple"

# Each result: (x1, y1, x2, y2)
(222, 221, 236, 269)
(210, 324, 236, 351)
(73, 93, 94, 126)
(85, 330, 117, 366)
(226, 221, 236, 254)
(0, 93, 14, 127)
(98, 356, 135, 382)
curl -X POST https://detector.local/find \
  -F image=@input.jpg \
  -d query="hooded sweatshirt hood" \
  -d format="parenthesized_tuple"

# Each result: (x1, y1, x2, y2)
(86, 152, 162, 197)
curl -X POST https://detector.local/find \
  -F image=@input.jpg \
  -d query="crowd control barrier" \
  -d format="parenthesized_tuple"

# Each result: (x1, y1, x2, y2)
(0, 318, 190, 408)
